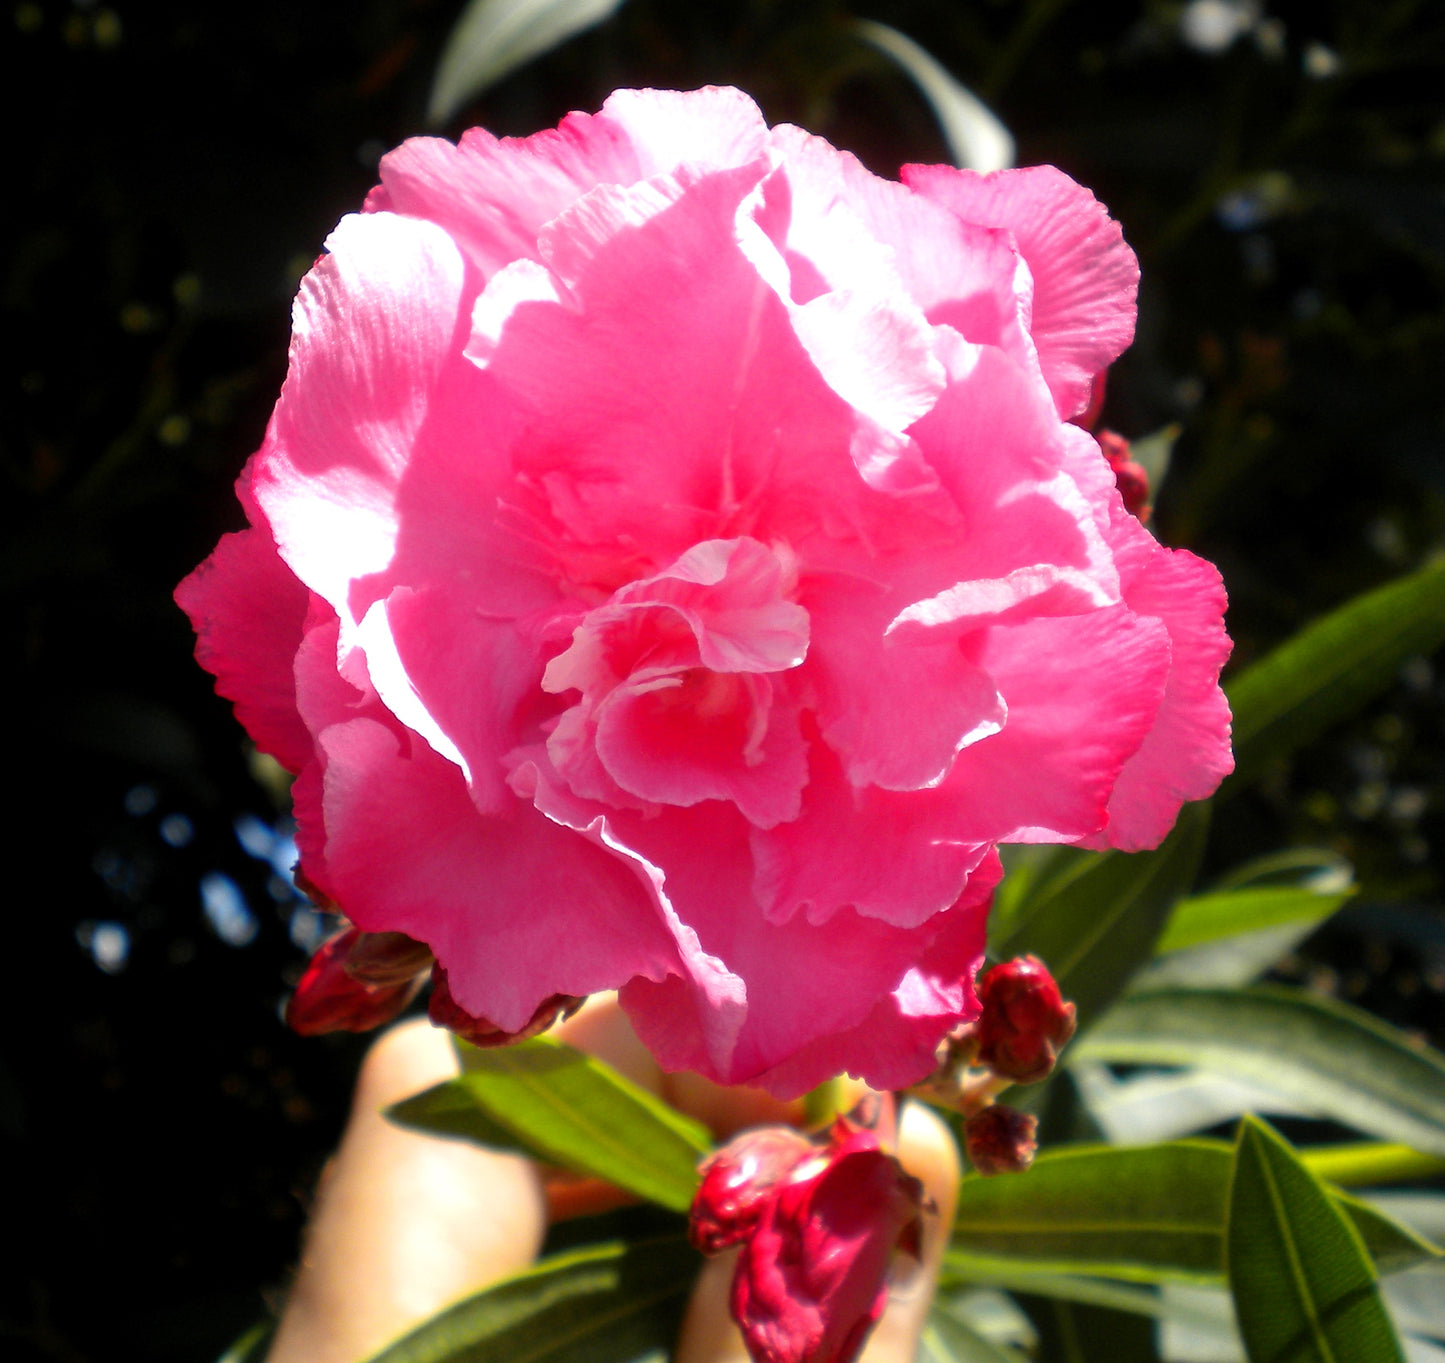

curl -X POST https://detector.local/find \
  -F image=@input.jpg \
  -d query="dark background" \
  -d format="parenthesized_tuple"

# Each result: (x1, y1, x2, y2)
(5, 1, 1445, 1358)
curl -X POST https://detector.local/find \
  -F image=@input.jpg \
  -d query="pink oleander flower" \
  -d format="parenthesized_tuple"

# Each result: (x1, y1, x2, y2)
(176, 86, 1232, 1097)
(695, 1115, 924, 1363)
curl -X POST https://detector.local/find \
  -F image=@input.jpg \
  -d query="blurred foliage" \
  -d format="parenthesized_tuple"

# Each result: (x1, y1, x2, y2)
(4, 0, 1445, 1359)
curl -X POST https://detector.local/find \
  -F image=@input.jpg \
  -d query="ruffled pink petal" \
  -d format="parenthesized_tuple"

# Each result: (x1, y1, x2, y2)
(751, 857, 995, 1099)
(940, 605, 1172, 844)
(908, 344, 1118, 591)
(174, 522, 319, 774)
(804, 578, 1004, 792)
(595, 673, 809, 828)
(315, 725, 680, 1031)
(251, 211, 515, 641)
(903, 163, 1139, 421)
(1087, 520, 1234, 850)
(464, 161, 926, 569)
(357, 583, 572, 813)
(751, 731, 994, 929)
(769, 123, 1037, 370)
(367, 88, 768, 281)
(576, 798, 990, 1096)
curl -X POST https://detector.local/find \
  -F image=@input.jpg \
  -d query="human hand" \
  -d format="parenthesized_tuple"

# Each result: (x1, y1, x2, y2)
(266, 996, 960, 1363)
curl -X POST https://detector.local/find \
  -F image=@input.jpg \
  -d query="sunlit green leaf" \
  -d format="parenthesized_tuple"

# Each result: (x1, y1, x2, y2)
(948, 1140, 1436, 1286)
(388, 1036, 710, 1213)
(214, 1320, 274, 1363)
(1228, 1117, 1404, 1363)
(920, 1305, 1028, 1363)
(1074, 987, 1445, 1157)
(989, 802, 1209, 1033)
(1224, 554, 1445, 793)
(1303, 1143, 1445, 1190)
(851, 19, 1014, 171)
(428, 0, 627, 125)
(365, 1235, 694, 1363)
(1154, 887, 1352, 955)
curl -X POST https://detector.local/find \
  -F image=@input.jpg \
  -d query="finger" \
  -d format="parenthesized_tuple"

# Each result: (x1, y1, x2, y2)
(267, 1019, 548, 1363)
(672, 1100, 961, 1363)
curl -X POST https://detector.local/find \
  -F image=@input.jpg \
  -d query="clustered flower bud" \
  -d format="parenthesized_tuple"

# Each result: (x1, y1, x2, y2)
(689, 1107, 925, 1363)
(427, 964, 583, 1048)
(974, 955, 1078, 1085)
(285, 927, 431, 1035)
(1096, 429, 1151, 522)
(963, 1105, 1039, 1177)
(906, 955, 1075, 1177)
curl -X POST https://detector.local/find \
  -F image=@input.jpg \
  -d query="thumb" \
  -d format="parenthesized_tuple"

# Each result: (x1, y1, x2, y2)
(673, 1100, 961, 1363)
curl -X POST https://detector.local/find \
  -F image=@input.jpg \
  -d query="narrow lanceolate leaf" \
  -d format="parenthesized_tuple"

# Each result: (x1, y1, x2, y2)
(388, 1036, 710, 1213)
(951, 1140, 1231, 1284)
(851, 20, 1015, 171)
(1153, 887, 1352, 956)
(948, 1140, 1438, 1286)
(989, 802, 1209, 1033)
(1224, 554, 1445, 792)
(365, 1235, 694, 1363)
(1303, 1142, 1445, 1190)
(920, 1305, 1028, 1363)
(1228, 1117, 1405, 1363)
(1074, 986, 1445, 1158)
(428, 0, 627, 125)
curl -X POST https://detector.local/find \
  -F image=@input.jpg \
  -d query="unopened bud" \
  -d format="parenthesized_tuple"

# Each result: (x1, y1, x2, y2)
(427, 964, 583, 1048)
(690, 1126, 814, 1253)
(964, 1104, 1038, 1176)
(285, 928, 426, 1035)
(975, 955, 1077, 1085)
(1097, 429, 1151, 522)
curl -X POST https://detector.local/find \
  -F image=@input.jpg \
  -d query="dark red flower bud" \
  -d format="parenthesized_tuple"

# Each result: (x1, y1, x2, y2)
(690, 1126, 814, 1254)
(731, 1119, 925, 1363)
(1096, 429, 1151, 522)
(341, 930, 435, 987)
(427, 964, 583, 1048)
(974, 955, 1077, 1084)
(285, 928, 427, 1036)
(964, 1104, 1038, 1176)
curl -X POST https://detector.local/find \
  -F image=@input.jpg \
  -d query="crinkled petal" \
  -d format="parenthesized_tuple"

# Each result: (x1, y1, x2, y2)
(752, 730, 994, 928)
(174, 521, 318, 774)
(805, 579, 1004, 792)
(903, 163, 1139, 420)
(753, 855, 995, 1099)
(940, 606, 1171, 844)
(464, 162, 925, 565)
(1088, 524, 1234, 850)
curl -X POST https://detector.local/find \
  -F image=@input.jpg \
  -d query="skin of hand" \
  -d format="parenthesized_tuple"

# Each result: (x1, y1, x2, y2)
(265, 996, 961, 1363)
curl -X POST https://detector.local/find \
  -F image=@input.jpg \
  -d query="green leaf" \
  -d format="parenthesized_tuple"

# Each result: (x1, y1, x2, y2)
(1154, 887, 1352, 956)
(1224, 554, 1445, 793)
(989, 802, 1210, 1033)
(1302, 1142, 1445, 1189)
(1327, 1190, 1444, 1276)
(948, 1140, 1437, 1285)
(427, 0, 627, 125)
(214, 1320, 274, 1363)
(951, 1140, 1233, 1284)
(920, 1305, 1029, 1363)
(852, 20, 1014, 171)
(365, 1235, 694, 1363)
(388, 1036, 710, 1213)
(1073, 986, 1445, 1157)
(1228, 1117, 1405, 1363)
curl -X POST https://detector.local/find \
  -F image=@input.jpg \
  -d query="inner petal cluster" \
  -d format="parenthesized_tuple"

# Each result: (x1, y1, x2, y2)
(540, 537, 811, 828)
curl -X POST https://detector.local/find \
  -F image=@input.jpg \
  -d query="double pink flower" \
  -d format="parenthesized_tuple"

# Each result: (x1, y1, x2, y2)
(178, 87, 1232, 1096)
